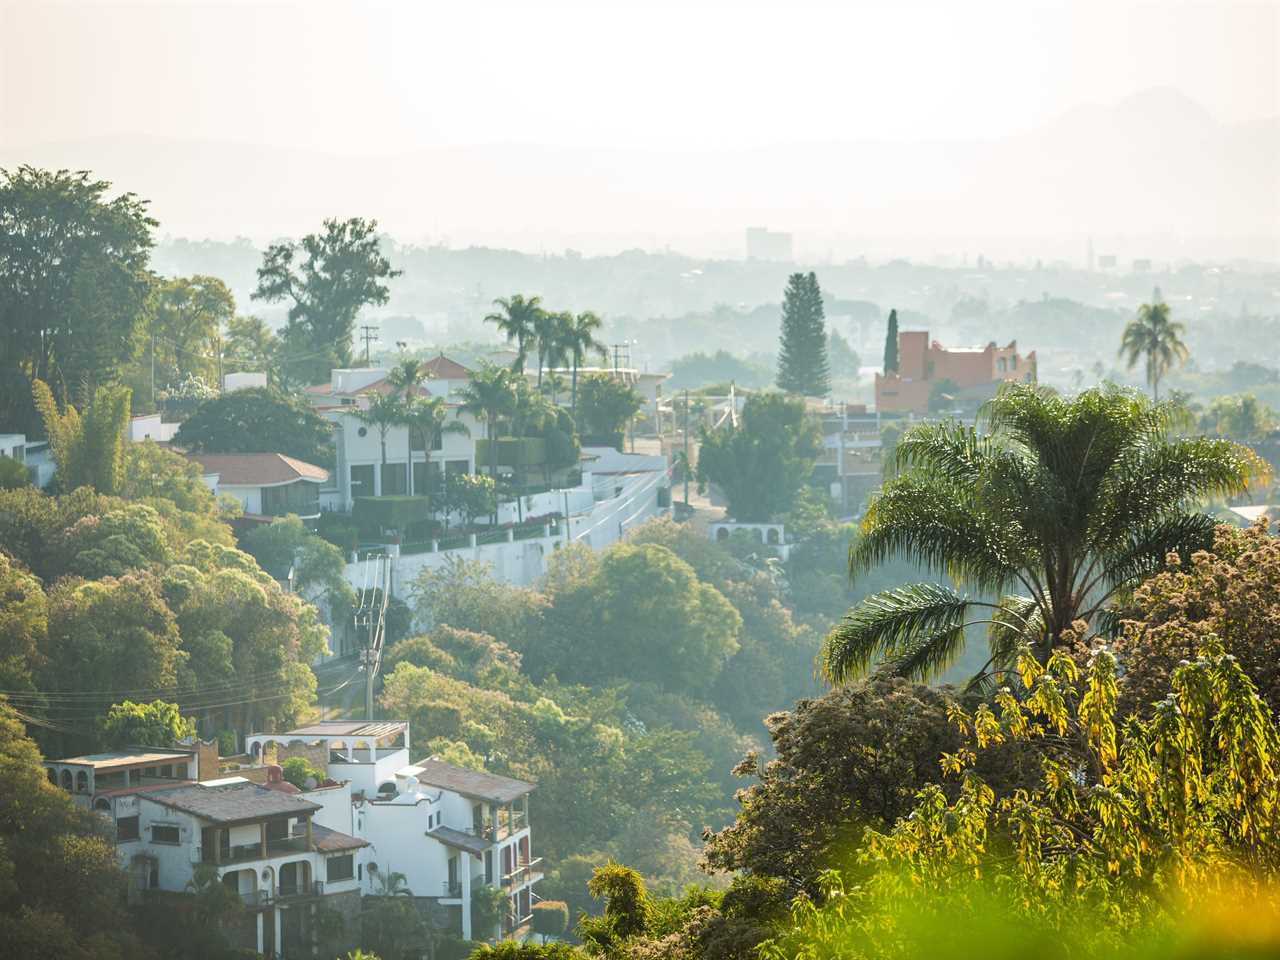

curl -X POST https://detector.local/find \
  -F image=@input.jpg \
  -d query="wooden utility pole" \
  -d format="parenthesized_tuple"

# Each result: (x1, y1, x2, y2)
(359, 325, 380, 366)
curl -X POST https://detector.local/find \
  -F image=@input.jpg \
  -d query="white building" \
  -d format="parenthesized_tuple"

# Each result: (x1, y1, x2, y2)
(0, 432, 54, 487)
(247, 721, 542, 941)
(189, 452, 330, 521)
(304, 358, 482, 510)
(128, 413, 180, 443)
(44, 748, 367, 957)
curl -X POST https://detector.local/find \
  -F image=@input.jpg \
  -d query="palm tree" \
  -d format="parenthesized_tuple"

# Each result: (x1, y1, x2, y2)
(1120, 299, 1189, 401)
(401, 394, 470, 496)
(822, 384, 1266, 688)
(485, 294, 543, 374)
(561, 311, 607, 422)
(541, 370, 568, 405)
(387, 358, 426, 493)
(457, 363, 518, 480)
(530, 308, 569, 389)
(353, 391, 404, 495)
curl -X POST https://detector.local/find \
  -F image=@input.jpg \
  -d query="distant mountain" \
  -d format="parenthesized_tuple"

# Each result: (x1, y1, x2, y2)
(4, 88, 1275, 261)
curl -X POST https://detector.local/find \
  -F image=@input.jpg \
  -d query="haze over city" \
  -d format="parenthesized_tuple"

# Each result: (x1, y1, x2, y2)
(3, 0, 1277, 260)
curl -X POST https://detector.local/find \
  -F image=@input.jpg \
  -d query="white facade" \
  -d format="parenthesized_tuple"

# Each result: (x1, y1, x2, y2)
(128, 414, 180, 443)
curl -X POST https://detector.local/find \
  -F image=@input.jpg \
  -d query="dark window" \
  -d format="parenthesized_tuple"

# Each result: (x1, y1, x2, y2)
(380, 462, 407, 496)
(327, 854, 354, 882)
(160, 765, 172, 778)
(151, 824, 179, 844)
(117, 816, 140, 841)
(412, 460, 428, 494)
(266, 819, 289, 842)
(445, 459, 468, 477)
(148, 862, 159, 888)
(350, 464, 375, 496)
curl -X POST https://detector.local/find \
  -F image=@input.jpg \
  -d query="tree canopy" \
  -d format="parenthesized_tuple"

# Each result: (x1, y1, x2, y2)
(173, 386, 334, 466)
(696, 392, 821, 522)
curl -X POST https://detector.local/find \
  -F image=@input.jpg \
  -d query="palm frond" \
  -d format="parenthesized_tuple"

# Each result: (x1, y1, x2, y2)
(1093, 511, 1217, 597)
(874, 622, 972, 682)
(987, 595, 1043, 667)
(891, 420, 998, 484)
(822, 583, 971, 684)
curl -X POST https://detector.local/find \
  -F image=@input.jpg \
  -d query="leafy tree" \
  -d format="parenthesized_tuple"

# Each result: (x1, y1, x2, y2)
(58, 503, 171, 579)
(409, 555, 548, 647)
(776, 272, 830, 396)
(145, 275, 235, 389)
(252, 217, 400, 382)
(883, 308, 899, 374)
(580, 863, 651, 949)
(0, 552, 47, 691)
(761, 638, 1280, 960)
(1202, 392, 1276, 441)
(240, 513, 351, 604)
(826, 329, 860, 381)
(532, 901, 570, 942)
(0, 703, 151, 957)
(823, 385, 1266, 686)
(173, 386, 334, 466)
(485, 294, 544, 373)
(32, 379, 132, 495)
(472, 882, 510, 940)
(1115, 519, 1280, 716)
(402, 396, 470, 496)
(0, 455, 29, 489)
(472, 941, 585, 960)
(576, 543, 741, 694)
(101, 699, 195, 747)
(281, 756, 324, 789)
(668, 350, 774, 391)
(121, 440, 219, 516)
(696, 392, 821, 522)
(702, 677, 1019, 892)
(222, 313, 280, 378)
(576, 374, 643, 447)
(442, 472, 498, 528)
(41, 573, 182, 712)
(458, 363, 519, 478)
(1120, 298, 1189, 400)
(0, 166, 156, 434)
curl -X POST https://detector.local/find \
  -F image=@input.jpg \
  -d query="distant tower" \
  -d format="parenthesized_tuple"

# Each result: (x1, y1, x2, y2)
(1087, 237, 1095, 272)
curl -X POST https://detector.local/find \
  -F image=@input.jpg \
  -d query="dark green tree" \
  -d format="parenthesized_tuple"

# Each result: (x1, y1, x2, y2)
(101, 699, 195, 747)
(822, 384, 1267, 687)
(775, 273, 830, 396)
(883, 308, 899, 374)
(173, 386, 334, 466)
(0, 166, 156, 434)
(696, 393, 821, 522)
(576, 374, 643, 448)
(252, 217, 400, 383)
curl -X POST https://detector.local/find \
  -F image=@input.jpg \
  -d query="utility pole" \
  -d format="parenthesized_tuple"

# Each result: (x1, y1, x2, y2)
(359, 325, 380, 366)
(683, 389, 691, 506)
(150, 321, 156, 409)
(364, 647, 375, 721)
(216, 334, 224, 392)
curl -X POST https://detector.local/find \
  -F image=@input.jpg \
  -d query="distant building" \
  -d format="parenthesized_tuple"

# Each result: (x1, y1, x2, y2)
(128, 413, 180, 443)
(875, 330, 1036, 415)
(745, 227, 793, 262)
(1098, 254, 1118, 269)
(188, 452, 330, 521)
(223, 371, 269, 392)
(1132, 258, 1153, 273)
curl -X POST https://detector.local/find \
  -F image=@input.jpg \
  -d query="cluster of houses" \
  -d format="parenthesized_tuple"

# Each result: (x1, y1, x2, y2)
(45, 721, 539, 957)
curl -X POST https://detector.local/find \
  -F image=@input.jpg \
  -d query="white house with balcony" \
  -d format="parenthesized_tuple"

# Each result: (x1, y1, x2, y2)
(247, 720, 542, 941)
(44, 747, 367, 957)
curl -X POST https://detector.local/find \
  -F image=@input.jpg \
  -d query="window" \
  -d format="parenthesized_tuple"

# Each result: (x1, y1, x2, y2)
(327, 854, 354, 882)
(380, 462, 407, 496)
(117, 816, 140, 841)
(148, 862, 159, 889)
(150, 824, 179, 844)
(445, 459, 469, 477)
(350, 464, 375, 496)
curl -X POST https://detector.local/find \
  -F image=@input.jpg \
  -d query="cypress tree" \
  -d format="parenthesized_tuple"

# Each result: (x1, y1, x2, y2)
(776, 272, 831, 396)
(883, 309, 900, 374)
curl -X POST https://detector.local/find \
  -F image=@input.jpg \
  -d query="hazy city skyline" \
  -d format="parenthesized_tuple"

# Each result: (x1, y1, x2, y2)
(3, 0, 1277, 260)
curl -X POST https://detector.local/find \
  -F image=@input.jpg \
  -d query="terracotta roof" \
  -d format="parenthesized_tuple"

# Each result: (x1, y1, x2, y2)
(422, 355, 472, 380)
(188, 452, 329, 486)
(312, 823, 369, 853)
(410, 758, 534, 803)
(144, 780, 321, 825)
(429, 825, 490, 856)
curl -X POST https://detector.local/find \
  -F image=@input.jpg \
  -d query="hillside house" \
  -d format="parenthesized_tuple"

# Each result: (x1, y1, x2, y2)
(189, 452, 330, 521)
(875, 330, 1036, 414)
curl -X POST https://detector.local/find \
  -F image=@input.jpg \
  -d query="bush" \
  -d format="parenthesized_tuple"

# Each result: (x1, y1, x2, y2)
(531, 900, 570, 942)
(281, 756, 323, 789)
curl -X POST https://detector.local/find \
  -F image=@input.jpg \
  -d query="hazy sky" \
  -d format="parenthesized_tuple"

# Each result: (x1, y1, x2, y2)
(3, 0, 1276, 154)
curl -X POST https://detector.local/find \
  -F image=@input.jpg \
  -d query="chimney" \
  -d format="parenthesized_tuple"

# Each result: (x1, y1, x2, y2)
(267, 764, 284, 784)
(196, 739, 220, 782)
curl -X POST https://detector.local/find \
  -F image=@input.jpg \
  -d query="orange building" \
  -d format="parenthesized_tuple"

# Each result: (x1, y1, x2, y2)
(875, 330, 1036, 414)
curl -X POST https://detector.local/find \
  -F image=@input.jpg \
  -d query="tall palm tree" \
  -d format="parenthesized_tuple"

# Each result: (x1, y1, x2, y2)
(457, 364, 518, 480)
(387, 358, 426, 493)
(529, 308, 565, 389)
(561, 311, 607, 422)
(1120, 300, 1189, 401)
(353, 391, 404, 495)
(822, 384, 1266, 688)
(541, 370, 568, 405)
(484, 294, 543, 374)
(401, 394, 470, 496)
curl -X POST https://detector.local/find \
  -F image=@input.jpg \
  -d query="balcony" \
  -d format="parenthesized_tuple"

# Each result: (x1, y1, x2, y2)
(278, 879, 323, 899)
(442, 880, 463, 898)
(204, 835, 310, 864)
(241, 889, 273, 909)
(502, 858, 544, 889)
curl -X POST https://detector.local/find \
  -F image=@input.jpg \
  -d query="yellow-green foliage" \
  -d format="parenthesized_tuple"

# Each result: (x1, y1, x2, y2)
(32, 378, 131, 494)
(761, 633, 1280, 959)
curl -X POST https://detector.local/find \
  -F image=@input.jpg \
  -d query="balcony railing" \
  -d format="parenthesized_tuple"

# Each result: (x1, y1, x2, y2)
(203, 835, 311, 864)
(502, 858, 544, 888)
(241, 889, 273, 909)
(278, 879, 322, 899)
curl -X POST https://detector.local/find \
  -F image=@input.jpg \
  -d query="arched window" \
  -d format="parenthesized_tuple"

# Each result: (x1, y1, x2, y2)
(766, 528, 780, 545)
(715, 527, 729, 542)
(60, 769, 73, 791)
(75, 770, 89, 793)
(94, 798, 111, 813)
(47, 768, 57, 785)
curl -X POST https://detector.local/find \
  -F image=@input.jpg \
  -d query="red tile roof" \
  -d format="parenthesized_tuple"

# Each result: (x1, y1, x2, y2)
(421, 355, 472, 380)
(189, 453, 329, 486)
